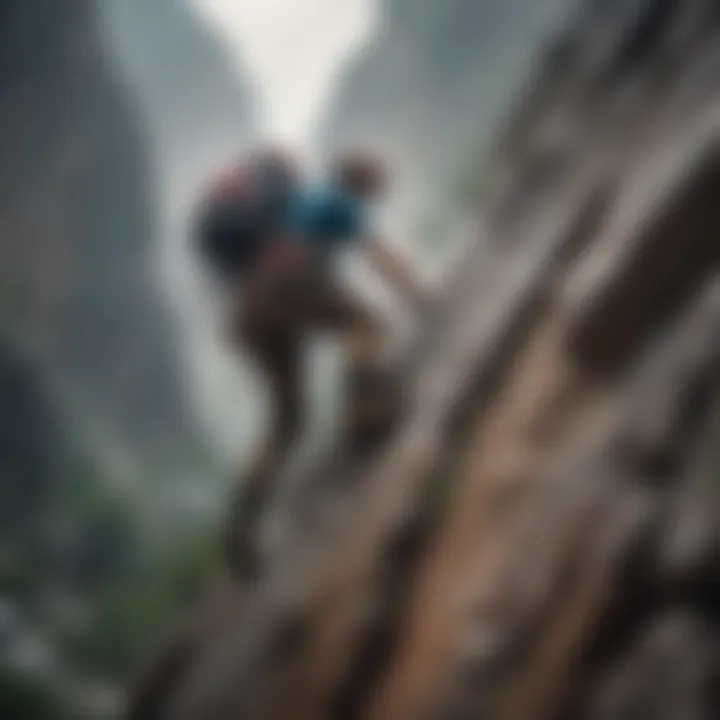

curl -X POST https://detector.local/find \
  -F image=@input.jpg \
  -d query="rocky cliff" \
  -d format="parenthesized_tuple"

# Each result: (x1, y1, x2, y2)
(100, 0, 256, 211)
(0, 0, 197, 459)
(99, 0, 259, 462)
(129, 0, 720, 718)
(0, 4, 253, 715)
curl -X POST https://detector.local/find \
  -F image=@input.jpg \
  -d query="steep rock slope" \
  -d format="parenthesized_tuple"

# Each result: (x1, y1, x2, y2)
(129, 0, 720, 718)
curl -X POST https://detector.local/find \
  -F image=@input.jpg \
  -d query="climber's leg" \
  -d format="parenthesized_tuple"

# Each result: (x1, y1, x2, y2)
(248, 333, 304, 485)
(317, 285, 401, 447)
(225, 281, 305, 575)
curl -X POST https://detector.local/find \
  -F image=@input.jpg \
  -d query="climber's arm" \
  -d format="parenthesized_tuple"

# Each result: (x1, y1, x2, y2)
(363, 236, 431, 315)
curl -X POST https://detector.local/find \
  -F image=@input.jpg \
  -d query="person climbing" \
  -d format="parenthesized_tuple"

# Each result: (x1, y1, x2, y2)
(199, 150, 427, 575)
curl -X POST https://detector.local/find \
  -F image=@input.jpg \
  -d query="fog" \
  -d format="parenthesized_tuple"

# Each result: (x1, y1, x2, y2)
(194, 0, 379, 149)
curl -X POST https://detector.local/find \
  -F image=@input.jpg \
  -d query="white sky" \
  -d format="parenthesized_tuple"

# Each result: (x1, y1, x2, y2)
(193, 0, 378, 148)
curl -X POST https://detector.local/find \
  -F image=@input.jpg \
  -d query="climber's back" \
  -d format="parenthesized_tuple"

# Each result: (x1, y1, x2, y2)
(195, 148, 299, 281)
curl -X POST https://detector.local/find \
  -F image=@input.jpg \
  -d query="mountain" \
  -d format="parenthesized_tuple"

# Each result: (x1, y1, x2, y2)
(321, 0, 570, 238)
(0, 3, 221, 714)
(0, 0, 200, 462)
(99, 0, 260, 463)
(99, 0, 257, 210)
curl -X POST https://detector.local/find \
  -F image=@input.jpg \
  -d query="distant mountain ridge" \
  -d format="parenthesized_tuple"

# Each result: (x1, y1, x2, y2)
(0, 0, 200, 463)
(100, 0, 257, 207)
(321, 0, 569, 231)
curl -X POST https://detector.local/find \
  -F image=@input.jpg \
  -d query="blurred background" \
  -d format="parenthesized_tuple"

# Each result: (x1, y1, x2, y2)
(0, 1, 572, 717)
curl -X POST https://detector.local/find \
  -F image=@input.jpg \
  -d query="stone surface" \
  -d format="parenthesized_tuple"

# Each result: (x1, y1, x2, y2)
(128, 2, 720, 718)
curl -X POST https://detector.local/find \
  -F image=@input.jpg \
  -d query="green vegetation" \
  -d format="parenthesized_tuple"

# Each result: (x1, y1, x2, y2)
(0, 366, 218, 714)
(63, 528, 215, 676)
(0, 669, 69, 720)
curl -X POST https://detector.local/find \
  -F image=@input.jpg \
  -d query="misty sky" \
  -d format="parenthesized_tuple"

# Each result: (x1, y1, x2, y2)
(193, 0, 378, 146)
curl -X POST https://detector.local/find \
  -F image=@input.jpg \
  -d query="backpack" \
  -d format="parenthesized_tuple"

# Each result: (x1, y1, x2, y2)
(194, 159, 295, 280)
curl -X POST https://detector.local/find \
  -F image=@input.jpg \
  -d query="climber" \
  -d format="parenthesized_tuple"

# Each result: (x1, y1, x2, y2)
(221, 150, 428, 574)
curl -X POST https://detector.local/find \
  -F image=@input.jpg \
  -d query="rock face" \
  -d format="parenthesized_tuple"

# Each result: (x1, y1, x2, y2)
(0, 0, 197, 457)
(129, 1, 720, 718)
(99, 0, 258, 460)
(321, 0, 568, 229)
(0, 341, 69, 549)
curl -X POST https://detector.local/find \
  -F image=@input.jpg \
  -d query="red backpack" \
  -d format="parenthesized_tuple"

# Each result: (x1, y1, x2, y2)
(194, 157, 296, 280)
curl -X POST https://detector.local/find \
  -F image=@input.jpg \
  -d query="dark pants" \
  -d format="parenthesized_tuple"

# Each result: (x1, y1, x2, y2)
(230, 241, 388, 509)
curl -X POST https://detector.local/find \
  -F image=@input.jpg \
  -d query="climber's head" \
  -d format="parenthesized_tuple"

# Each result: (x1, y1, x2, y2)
(332, 151, 388, 201)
